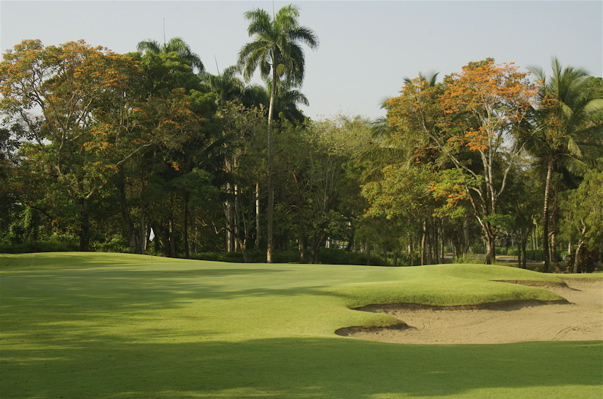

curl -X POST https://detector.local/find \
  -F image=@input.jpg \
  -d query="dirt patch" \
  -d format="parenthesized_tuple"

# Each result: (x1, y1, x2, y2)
(337, 279, 603, 344)
(494, 279, 570, 289)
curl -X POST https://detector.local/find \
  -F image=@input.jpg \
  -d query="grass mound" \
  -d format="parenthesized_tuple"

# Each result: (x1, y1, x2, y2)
(332, 264, 565, 309)
(1, 253, 600, 398)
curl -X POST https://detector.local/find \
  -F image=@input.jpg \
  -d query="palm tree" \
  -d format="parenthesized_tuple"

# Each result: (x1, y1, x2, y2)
(238, 4, 318, 262)
(200, 65, 247, 104)
(137, 37, 204, 73)
(528, 58, 603, 271)
(267, 79, 309, 124)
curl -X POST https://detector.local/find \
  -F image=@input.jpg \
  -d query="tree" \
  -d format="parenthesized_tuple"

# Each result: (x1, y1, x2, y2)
(439, 59, 537, 263)
(266, 80, 309, 124)
(560, 170, 603, 272)
(281, 116, 372, 263)
(505, 166, 540, 269)
(218, 101, 267, 261)
(362, 164, 438, 264)
(238, 4, 318, 262)
(527, 58, 603, 271)
(137, 37, 204, 73)
(385, 59, 537, 264)
(115, 40, 217, 256)
(0, 40, 141, 250)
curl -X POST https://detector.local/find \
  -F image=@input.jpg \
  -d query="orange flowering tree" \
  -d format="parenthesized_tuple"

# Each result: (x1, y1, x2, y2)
(438, 59, 537, 263)
(0, 40, 142, 249)
(0, 40, 218, 250)
(383, 59, 537, 263)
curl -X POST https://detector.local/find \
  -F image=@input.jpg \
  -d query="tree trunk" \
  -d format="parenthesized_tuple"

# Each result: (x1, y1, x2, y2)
(408, 232, 415, 266)
(420, 219, 427, 265)
(484, 226, 496, 264)
(550, 196, 560, 272)
(573, 240, 585, 273)
(140, 212, 147, 254)
(255, 182, 261, 249)
(521, 240, 527, 269)
(183, 192, 190, 259)
(265, 61, 277, 263)
(225, 182, 235, 252)
(116, 173, 138, 253)
(78, 198, 91, 252)
(542, 159, 554, 272)
(432, 217, 440, 264)
(310, 229, 327, 264)
(298, 234, 307, 264)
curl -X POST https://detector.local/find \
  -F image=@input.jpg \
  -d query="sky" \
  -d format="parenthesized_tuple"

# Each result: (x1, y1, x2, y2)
(1, 0, 602, 120)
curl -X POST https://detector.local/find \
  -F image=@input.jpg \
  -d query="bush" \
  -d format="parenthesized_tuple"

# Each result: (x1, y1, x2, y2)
(562, 248, 601, 273)
(453, 254, 483, 264)
(93, 237, 129, 253)
(0, 233, 78, 253)
(191, 248, 388, 266)
(317, 248, 387, 266)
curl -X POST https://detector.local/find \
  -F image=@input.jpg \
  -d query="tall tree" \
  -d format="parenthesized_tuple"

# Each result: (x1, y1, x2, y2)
(137, 37, 204, 73)
(385, 59, 537, 264)
(266, 80, 309, 124)
(0, 40, 141, 250)
(560, 169, 603, 273)
(437, 59, 537, 263)
(527, 58, 603, 271)
(115, 39, 217, 256)
(238, 4, 318, 262)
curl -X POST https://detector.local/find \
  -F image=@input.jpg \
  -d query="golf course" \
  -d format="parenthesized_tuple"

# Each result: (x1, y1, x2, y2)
(1, 252, 601, 398)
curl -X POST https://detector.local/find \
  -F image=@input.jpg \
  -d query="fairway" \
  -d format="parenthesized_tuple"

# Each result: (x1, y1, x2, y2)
(1, 253, 601, 398)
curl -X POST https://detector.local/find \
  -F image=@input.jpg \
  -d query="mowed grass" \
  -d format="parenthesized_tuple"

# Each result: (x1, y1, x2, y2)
(0, 252, 601, 398)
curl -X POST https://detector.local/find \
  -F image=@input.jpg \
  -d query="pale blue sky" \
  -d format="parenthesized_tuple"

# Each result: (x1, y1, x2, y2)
(2, 1, 602, 120)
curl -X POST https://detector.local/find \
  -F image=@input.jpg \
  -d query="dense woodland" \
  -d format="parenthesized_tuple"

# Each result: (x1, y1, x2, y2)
(1, 5, 602, 272)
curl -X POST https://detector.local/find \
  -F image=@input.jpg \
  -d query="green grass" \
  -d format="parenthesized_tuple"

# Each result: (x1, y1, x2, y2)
(1, 252, 601, 398)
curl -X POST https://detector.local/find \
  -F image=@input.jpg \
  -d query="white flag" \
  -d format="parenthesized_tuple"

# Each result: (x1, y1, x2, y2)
(149, 228, 155, 242)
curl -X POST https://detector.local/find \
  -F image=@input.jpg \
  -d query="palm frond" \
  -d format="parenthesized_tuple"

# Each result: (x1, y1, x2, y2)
(136, 40, 161, 53)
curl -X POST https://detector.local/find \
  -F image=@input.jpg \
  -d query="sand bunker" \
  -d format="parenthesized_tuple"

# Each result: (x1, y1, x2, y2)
(337, 279, 603, 344)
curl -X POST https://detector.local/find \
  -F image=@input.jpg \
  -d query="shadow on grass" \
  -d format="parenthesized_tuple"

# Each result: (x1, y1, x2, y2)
(0, 259, 337, 347)
(2, 254, 601, 397)
(2, 337, 601, 398)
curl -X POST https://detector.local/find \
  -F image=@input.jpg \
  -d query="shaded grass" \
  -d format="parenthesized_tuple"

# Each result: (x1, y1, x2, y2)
(1, 253, 601, 398)
(3, 338, 601, 398)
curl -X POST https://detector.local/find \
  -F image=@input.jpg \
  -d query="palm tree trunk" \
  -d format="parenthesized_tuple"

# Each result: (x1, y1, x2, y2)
(551, 196, 560, 271)
(266, 61, 277, 263)
(542, 159, 553, 272)
(255, 182, 260, 249)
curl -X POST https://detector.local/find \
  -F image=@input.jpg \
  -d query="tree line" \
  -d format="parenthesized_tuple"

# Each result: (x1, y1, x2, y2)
(1, 5, 601, 271)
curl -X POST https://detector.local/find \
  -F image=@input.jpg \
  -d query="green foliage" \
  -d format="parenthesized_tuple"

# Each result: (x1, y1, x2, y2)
(482, 213, 513, 231)
(559, 169, 603, 272)
(1, 31, 601, 273)
(560, 169, 603, 248)
(0, 233, 78, 253)
(192, 248, 385, 266)
(93, 237, 129, 253)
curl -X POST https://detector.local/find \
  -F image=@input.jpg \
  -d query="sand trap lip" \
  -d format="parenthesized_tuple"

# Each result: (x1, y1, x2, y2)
(336, 278, 603, 344)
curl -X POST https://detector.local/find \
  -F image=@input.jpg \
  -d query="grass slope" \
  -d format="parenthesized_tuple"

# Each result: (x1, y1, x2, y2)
(1, 252, 601, 398)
